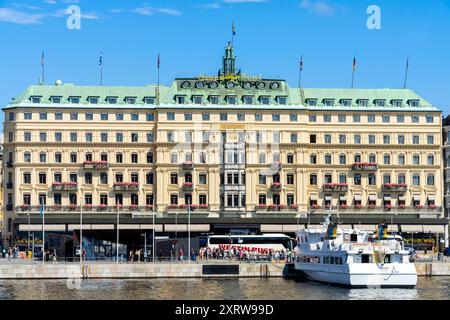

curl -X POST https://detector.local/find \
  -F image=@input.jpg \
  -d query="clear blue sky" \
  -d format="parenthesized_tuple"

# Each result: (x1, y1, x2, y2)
(0, 0, 449, 129)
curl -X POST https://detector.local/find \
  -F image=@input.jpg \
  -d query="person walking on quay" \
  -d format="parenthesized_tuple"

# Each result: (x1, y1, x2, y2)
(129, 250, 134, 262)
(52, 249, 57, 264)
(179, 248, 184, 262)
(136, 249, 141, 262)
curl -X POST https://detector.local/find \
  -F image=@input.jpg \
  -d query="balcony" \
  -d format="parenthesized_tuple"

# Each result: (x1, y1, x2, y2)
(14, 205, 157, 213)
(83, 161, 109, 170)
(270, 182, 282, 192)
(52, 182, 78, 191)
(254, 204, 298, 217)
(113, 182, 139, 191)
(6, 182, 13, 189)
(308, 205, 442, 215)
(382, 183, 407, 192)
(182, 182, 193, 191)
(182, 161, 194, 170)
(270, 162, 282, 172)
(322, 183, 348, 192)
(352, 162, 378, 171)
(166, 204, 209, 214)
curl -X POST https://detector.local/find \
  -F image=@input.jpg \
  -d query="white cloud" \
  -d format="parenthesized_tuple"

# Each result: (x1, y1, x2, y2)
(132, 7, 182, 16)
(12, 3, 41, 10)
(223, 0, 269, 3)
(81, 12, 100, 20)
(157, 8, 182, 16)
(109, 8, 124, 13)
(200, 3, 222, 9)
(299, 0, 335, 16)
(43, 0, 57, 4)
(132, 6, 153, 16)
(0, 8, 45, 24)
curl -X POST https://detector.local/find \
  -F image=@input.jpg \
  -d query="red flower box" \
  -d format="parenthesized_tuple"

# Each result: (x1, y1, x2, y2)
(339, 205, 348, 209)
(384, 205, 392, 209)
(398, 204, 406, 209)
(20, 204, 30, 210)
(354, 204, 362, 209)
(198, 204, 208, 209)
(83, 204, 92, 210)
(290, 204, 298, 209)
(279, 204, 286, 209)
(415, 205, 423, 209)
(98, 204, 107, 210)
(311, 204, 320, 209)
(146, 205, 154, 211)
(368, 204, 376, 209)
(129, 205, 138, 210)
(168, 204, 178, 209)
(428, 205, 436, 209)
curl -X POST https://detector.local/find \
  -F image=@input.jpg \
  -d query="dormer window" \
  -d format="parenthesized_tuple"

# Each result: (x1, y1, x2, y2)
(192, 95, 203, 104)
(88, 97, 99, 104)
(324, 99, 334, 107)
(144, 97, 156, 105)
(306, 99, 317, 107)
(243, 96, 253, 105)
(260, 96, 270, 105)
(106, 97, 117, 104)
(277, 96, 287, 105)
(125, 97, 136, 104)
(50, 96, 61, 104)
(341, 99, 352, 107)
(408, 100, 420, 107)
(375, 99, 386, 107)
(176, 95, 186, 104)
(226, 95, 236, 105)
(30, 96, 42, 104)
(69, 96, 80, 104)
(392, 99, 402, 107)
(209, 95, 219, 105)
(358, 99, 368, 107)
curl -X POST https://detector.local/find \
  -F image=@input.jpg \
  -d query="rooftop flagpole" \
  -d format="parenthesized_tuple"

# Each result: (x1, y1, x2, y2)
(403, 56, 409, 89)
(351, 56, 356, 89)
(231, 22, 236, 48)
(99, 52, 103, 86)
(41, 51, 45, 85)
(298, 55, 303, 88)
(157, 53, 160, 106)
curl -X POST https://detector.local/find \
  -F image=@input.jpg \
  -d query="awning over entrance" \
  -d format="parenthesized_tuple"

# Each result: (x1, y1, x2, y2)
(427, 195, 435, 201)
(165, 224, 210, 232)
(325, 195, 332, 201)
(368, 195, 377, 201)
(383, 195, 391, 201)
(310, 194, 318, 201)
(355, 224, 376, 231)
(422, 225, 444, 234)
(19, 224, 65, 231)
(398, 195, 406, 201)
(354, 194, 362, 201)
(413, 195, 420, 201)
(401, 225, 423, 233)
(339, 196, 347, 201)
(260, 225, 305, 233)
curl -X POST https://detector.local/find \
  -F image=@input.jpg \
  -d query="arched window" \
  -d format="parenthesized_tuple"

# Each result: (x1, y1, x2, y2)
(147, 152, 154, 164)
(171, 152, 178, 164)
(287, 153, 294, 164)
(131, 152, 138, 163)
(199, 152, 206, 164)
(339, 153, 346, 165)
(70, 152, 77, 163)
(85, 152, 93, 161)
(273, 153, 280, 162)
(354, 153, 361, 163)
(324, 154, 332, 165)
(310, 154, 317, 164)
(427, 154, 434, 165)
(24, 151, 31, 163)
(55, 152, 62, 163)
(412, 154, 420, 165)
(383, 153, 390, 165)
(398, 154, 405, 165)
(259, 153, 266, 164)
(39, 152, 47, 163)
(369, 153, 376, 163)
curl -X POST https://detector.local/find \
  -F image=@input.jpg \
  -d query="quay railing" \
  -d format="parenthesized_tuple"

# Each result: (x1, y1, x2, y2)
(308, 206, 442, 214)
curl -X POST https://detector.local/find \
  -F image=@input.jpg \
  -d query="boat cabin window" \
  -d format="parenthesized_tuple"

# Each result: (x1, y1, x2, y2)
(383, 255, 391, 264)
(350, 234, 358, 242)
(362, 254, 372, 263)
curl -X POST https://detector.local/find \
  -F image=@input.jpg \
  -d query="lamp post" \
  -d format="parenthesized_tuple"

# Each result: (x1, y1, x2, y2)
(141, 232, 147, 262)
(27, 213, 30, 250)
(80, 199, 83, 265)
(188, 197, 191, 264)
(153, 198, 155, 263)
(116, 203, 119, 263)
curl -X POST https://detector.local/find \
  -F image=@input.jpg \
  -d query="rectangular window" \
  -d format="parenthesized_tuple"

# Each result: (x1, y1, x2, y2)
(339, 134, 346, 144)
(237, 113, 245, 121)
(323, 114, 331, 122)
(412, 135, 420, 144)
(226, 96, 236, 105)
(70, 132, 77, 142)
(290, 114, 298, 122)
(202, 113, 210, 121)
(277, 97, 287, 105)
(184, 113, 193, 121)
(255, 113, 263, 121)
(85, 132, 93, 142)
(338, 114, 346, 123)
(309, 115, 316, 122)
(353, 114, 360, 123)
(116, 113, 124, 121)
(260, 96, 270, 105)
(101, 133, 108, 142)
(272, 114, 280, 121)
(382, 115, 390, 123)
(131, 133, 138, 142)
(368, 114, 375, 123)
(324, 134, 332, 144)
(398, 135, 405, 144)
(24, 132, 31, 142)
(354, 134, 361, 144)
(290, 133, 298, 143)
(426, 116, 433, 123)
(131, 113, 139, 121)
(147, 132, 154, 142)
(70, 112, 78, 120)
(411, 115, 419, 123)
(383, 135, 390, 144)
(85, 112, 93, 120)
(24, 112, 32, 120)
(144, 97, 155, 105)
(39, 112, 47, 120)
(209, 96, 219, 104)
(167, 112, 175, 121)
(40, 132, 47, 142)
(31, 96, 41, 103)
(116, 133, 123, 142)
(397, 115, 404, 123)
(125, 97, 136, 104)
(88, 97, 99, 104)
(146, 113, 154, 121)
(107, 97, 117, 104)
(100, 113, 109, 121)
(427, 135, 434, 145)
(193, 96, 202, 104)
(368, 135, 375, 144)
(243, 96, 253, 105)
(220, 113, 228, 121)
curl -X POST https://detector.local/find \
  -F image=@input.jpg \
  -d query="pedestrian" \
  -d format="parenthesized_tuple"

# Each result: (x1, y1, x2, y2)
(136, 249, 141, 262)
(129, 250, 134, 262)
(82, 249, 86, 262)
(179, 248, 184, 262)
(52, 249, 57, 264)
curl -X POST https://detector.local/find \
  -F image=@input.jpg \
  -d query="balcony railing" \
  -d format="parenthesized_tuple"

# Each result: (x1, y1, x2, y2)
(15, 205, 157, 213)
(182, 182, 194, 191)
(182, 162, 194, 170)
(113, 182, 139, 191)
(52, 182, 78, 191)
(322, 183, 348, 192)
(308, 205, 442, 214)
(83, 161, 109, 170)
(382, 183, 408, 192)
(270, 182, 282, 192)
(352, 162, 378, 171)
(256, 204, 297, 212)
(166, 204, 209, 212)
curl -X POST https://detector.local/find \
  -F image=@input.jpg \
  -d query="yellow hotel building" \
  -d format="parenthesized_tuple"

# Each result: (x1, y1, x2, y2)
(2, 43, 448, 253)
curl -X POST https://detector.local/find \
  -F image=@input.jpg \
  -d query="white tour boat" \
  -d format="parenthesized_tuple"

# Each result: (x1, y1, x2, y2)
(294, 216, 417, 288)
